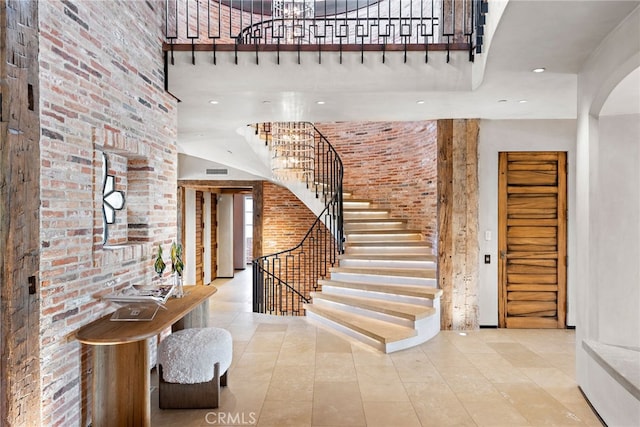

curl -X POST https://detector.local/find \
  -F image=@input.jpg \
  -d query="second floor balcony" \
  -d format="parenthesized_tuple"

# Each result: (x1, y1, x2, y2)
(165, 0, 487, 62)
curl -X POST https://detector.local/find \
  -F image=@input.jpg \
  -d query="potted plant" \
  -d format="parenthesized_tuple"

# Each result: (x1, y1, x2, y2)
(170, 242, 184, 297)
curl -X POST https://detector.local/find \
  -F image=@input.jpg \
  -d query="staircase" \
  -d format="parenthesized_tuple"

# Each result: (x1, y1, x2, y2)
(305, 194, 442, 353)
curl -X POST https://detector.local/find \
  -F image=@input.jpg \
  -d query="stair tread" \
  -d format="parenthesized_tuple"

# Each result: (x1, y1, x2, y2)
(347, 241, 432, 247)
(319, 279, 443, 299)
(343, 207, 389, 212)
(305, 304, 417, 344)
(339, 254, 436, 261)
(344, 218, 407, 224)
(343, 198, 374, 203)
(311, 292, 436, 320)
(331, 266, 436, 278)
(345, 229, 423, 235)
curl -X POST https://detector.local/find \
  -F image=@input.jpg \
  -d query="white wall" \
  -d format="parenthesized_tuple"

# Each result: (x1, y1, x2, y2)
(217, 194, 235, 277)
(596, 114, 640, 349)
(575, 4, 640, 425)
(184, 189, 196, 285)
(477, 119, 576, 326)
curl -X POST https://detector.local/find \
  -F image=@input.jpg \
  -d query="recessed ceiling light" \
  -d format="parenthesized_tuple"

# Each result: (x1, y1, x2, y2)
(532, 67, 546, 73)
(316, 101, 326, 105)
(416, 100, 425, 104)
(519, 99, 528, 104)
(459, 332, 467, 336)
(209, 100, 219, 105)
(498, 99, 508, 103)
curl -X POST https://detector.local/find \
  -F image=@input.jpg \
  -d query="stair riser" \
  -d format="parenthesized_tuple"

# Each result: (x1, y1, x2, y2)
(330, 272, 437, 286)
(343, 202, 373, 209)
(321, 285, 437, 306)
(346, 234, 423, 242)
(344, 223, 407, 231)
(343, 212, 390, 220)
(345, 247, 435, 256)
(339, 259, 436, 269)
(311, 298, 416, 328)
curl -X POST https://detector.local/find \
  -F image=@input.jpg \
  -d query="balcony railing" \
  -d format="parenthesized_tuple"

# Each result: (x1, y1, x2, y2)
(164, 0, 487, 62)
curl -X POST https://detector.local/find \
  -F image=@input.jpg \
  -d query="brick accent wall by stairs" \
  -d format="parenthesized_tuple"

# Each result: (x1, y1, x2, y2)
(305, 193, 442, 353)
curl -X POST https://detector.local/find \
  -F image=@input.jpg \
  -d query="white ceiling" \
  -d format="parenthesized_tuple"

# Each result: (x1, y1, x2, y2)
(169, 0, 640, 180)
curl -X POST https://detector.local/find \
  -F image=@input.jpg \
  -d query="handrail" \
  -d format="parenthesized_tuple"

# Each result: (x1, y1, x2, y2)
(252, 122, 343, 316)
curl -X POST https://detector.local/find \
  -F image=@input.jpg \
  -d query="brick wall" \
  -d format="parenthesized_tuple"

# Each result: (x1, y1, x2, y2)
(262, 182, 317, 255)
(37, 1, 177, 425)
(315, 121, 438, 244)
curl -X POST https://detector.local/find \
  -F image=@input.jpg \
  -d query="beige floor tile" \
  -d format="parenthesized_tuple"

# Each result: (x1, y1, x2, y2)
(351, 345, 396, 367)
(265, 365, 315, 402)
(392, 350, 445, 383)
(257, 400, 312, 426)
(438, 365, 500, 399)
(494, 382, 584, 425)
(362, 401, 421, 427)
(315, 328, 354, 353)
(312, 381, 366, 426)
(256, 323, 289, 332)
(314, 352, 357, 382)
(447, 332, 500, 354)
(218, 381, 270, 419)
(562, 400, 605, 426)
(462, 399, 531, 426)
(358, 378, 410, 402)
(244, 331, 286, 352)
(233, 352, 279, 383)
(405, 382, 477, 427)
(467, 352, 532, 383)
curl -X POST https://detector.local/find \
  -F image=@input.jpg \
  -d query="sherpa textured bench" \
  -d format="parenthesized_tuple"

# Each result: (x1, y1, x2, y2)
(157, 327, 233, 409)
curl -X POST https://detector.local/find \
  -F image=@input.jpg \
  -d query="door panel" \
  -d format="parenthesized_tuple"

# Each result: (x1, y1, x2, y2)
(195, 191, 204, 285)
(498, 152, 567, 328)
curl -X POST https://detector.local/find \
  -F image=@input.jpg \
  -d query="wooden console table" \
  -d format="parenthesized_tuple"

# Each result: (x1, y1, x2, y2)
(76, 285, 218, 427)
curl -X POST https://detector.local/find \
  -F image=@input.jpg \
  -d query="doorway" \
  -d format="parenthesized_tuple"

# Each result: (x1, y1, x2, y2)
(498, 152, 567, 328)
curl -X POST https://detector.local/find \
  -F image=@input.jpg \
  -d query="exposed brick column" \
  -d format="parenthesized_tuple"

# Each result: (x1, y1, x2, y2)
(0, 1, 42, 425)
(437, 119, 479, 330)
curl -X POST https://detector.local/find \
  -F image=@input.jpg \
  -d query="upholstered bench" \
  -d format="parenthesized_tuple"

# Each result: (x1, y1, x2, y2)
(157, 327, 233, 409)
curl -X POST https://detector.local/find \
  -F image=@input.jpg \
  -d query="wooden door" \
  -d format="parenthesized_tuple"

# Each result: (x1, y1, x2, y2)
(498, 152, 567, 328)
(195, 191, 204, 285)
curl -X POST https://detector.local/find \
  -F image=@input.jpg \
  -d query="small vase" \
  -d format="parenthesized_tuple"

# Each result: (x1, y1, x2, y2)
(173, 273, 184, 298)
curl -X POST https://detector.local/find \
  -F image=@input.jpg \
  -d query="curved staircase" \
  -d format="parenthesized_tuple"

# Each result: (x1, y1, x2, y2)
(305, 195, 442, 353)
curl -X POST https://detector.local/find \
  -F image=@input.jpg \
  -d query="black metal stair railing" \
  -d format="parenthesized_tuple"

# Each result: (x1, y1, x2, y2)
(164, 0, 488, 62)
(252, 123, 343, 315)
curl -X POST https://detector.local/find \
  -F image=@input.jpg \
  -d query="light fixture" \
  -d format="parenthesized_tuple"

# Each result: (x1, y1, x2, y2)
(209, 100, 219, 105)
(416, 100, 425, 104)
(518, 99, 528, 104)
(459, 332, 467, 336)
(316, 100, 325, 105)
(272, 0, 315, 43)
(532, 67, 546, 73)
(270, 122, 315, 182)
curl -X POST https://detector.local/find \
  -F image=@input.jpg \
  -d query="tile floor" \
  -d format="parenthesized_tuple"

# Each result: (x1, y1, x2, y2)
(150, 268, 602, 426)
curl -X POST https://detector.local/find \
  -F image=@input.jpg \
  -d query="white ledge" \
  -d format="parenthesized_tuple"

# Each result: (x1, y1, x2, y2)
(582, 339, 640, 401)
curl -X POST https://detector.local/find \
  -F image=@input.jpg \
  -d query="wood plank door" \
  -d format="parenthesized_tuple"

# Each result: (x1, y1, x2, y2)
(195, 191, 204, 285)
(498, 152, 567, 328)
